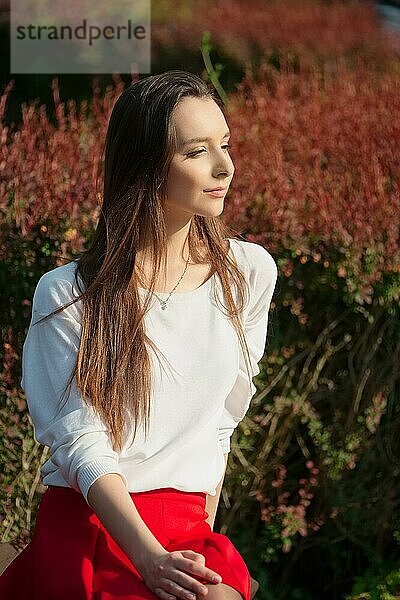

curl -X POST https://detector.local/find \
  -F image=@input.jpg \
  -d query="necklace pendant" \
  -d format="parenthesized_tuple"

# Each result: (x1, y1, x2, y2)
(153, 251, 190, 311)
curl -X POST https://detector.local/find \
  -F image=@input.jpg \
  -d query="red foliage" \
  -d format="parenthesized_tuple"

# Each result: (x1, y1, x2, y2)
(0, 75, 129, 255)
(152, 0, 398, 68)
(222, 59, 400, 299)
(256, 461, 324, 553)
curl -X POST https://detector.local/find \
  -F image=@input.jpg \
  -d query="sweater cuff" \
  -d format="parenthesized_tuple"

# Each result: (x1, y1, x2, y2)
(77, 459, 129, 505)
(218, 435, 231, 454)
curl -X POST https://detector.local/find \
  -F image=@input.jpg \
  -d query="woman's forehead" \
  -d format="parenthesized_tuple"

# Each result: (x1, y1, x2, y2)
(172, 98, 229, 144)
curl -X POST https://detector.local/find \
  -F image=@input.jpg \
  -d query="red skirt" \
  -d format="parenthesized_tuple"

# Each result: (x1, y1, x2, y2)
(0, 485, 251, 600)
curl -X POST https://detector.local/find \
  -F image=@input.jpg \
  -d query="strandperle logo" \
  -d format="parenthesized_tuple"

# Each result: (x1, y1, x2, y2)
(10, 0, 151, 74)
(15, 19, 146, 47)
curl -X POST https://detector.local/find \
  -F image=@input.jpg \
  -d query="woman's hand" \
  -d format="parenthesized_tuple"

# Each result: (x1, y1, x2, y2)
(141, 549, 222, 600)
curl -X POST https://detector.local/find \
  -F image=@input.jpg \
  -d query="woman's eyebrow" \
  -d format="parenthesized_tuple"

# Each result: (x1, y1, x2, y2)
(180, 131, 230, 148)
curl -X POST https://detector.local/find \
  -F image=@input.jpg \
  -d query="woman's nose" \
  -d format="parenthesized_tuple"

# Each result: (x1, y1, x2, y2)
(215, 158, 234, 179)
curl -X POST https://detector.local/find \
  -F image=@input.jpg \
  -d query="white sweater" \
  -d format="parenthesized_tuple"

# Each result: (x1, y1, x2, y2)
(21, 238, 278, 506)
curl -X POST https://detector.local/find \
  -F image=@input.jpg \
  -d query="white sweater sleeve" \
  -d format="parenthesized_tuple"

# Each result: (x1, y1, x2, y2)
(218, 244, 278, 453)
(21, 271, 129, 505)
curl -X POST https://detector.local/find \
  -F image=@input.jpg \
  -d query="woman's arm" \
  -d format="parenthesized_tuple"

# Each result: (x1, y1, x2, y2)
(205, 453, 228, 531)
(87, 473, 166, 571)
(218, 245, 278, 454)
(87, 473, 224, 598)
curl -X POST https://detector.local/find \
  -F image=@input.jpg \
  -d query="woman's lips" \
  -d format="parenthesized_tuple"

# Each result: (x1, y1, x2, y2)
(204, 188, 227, 197)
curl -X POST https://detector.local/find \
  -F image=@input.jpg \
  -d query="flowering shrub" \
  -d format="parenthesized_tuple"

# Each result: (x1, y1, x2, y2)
(223, 59, 399, 306)
(151, 0, 399, 72)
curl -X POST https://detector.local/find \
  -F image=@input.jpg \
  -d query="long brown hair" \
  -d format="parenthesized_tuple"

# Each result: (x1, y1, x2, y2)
(33, 70, 255, 452)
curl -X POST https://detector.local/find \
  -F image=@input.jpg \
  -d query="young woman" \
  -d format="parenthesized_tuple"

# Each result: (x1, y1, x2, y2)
(0, 70, 278, 600)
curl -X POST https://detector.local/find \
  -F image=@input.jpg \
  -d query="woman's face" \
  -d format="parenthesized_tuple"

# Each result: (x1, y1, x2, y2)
(164, 96, 235, 219)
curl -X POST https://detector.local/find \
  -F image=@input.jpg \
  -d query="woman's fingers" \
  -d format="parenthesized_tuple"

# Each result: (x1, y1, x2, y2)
(171, 553, 222, 585)
(159, 576, 202, 599)
(144, 549, 222, 600)
(155, 588, 177, 600)
(166, 568, 209, 596)
(180, 550, 206, 564)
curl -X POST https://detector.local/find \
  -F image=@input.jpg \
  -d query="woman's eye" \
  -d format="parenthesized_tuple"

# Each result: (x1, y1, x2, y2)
(187, 144, 232, 158)
(187, 149, 205, 157)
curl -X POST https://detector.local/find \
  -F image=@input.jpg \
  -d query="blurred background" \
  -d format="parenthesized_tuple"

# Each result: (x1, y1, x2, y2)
(1, 1, 399, 599)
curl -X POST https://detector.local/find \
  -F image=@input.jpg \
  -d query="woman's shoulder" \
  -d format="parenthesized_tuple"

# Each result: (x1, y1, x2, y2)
(32, 260, 81, 315)
(228, 238, 277, 280)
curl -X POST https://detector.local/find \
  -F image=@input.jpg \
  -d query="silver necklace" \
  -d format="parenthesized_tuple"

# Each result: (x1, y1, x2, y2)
(152, 251, 191, 310)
